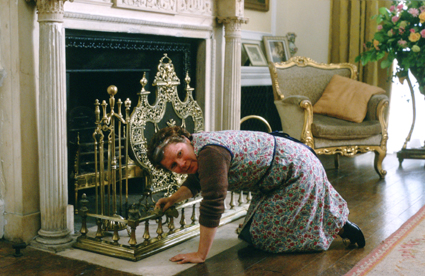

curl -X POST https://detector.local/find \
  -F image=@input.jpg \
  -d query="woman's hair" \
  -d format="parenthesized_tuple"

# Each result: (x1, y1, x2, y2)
(147, 125, 192, 170)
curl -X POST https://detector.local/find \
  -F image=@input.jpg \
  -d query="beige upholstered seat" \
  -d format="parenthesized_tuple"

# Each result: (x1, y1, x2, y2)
(269, 56, 389, 178)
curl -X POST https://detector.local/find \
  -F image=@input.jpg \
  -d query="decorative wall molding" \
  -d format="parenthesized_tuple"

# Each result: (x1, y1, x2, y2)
(65, 35, 193, 73)
(74, 0, 112, 6)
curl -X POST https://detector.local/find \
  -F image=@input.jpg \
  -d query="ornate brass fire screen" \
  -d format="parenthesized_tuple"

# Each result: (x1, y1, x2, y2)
(73, 54, 250, 261)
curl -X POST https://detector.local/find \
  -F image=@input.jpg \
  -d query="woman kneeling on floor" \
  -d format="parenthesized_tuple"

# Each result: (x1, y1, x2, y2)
(148, 126, 365, 264)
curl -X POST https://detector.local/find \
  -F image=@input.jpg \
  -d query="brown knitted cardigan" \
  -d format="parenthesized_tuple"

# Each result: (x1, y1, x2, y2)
(182, 145, 231, 228)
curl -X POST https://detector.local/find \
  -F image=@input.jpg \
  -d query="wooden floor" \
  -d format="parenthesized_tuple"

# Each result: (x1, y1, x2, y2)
(0, 152, 424, 275)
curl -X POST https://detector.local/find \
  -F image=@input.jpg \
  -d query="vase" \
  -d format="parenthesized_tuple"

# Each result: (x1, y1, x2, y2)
(396, 72, 425, 165)
(408, 66, 425, 96)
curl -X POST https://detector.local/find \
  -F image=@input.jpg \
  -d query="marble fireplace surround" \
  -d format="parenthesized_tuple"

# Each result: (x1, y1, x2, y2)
(32, 0, 248, 249)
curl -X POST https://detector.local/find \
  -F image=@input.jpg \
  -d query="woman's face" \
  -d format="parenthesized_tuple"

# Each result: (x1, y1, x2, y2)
(160, 137, 198, 174)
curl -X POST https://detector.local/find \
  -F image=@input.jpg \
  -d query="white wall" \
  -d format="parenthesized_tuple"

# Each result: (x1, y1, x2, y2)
(243, 7, 272, 33)
(242, 0, 331, 63)
(275, 0, 331, 63)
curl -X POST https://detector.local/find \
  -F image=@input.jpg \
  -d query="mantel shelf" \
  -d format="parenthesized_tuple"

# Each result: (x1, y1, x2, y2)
(241, 66, 271, 87)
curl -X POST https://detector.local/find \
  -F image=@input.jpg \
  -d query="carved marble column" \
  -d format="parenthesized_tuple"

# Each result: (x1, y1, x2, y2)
(217, 16, 248, 130)
(34, 0, 73, 248)
(217, 0, 248, 130)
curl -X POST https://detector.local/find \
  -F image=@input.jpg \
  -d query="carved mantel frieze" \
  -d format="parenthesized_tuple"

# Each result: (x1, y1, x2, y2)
(177, 0, 213, 15)
(114, 0, 214, 16)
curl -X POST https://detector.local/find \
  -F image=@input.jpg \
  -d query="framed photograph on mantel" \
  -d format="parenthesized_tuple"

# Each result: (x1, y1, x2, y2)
(263, 36, 291, 63)
(243, 43, 268, 67)
(245, 0, 269, 12)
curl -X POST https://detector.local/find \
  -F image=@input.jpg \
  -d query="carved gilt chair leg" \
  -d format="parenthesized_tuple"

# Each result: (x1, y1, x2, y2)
(374, 148, 387, 178)
(334, 154, 340, 169)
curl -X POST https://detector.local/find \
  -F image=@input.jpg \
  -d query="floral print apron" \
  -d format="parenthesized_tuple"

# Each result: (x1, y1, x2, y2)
(192, 130, 349, 253)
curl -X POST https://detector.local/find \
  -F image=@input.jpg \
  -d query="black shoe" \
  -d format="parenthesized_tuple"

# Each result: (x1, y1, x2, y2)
(340, 220, 366, 248)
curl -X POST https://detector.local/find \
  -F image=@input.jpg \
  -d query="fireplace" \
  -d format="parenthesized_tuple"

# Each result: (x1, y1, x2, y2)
(16, 0, 248, 253)
(65, 29, 202, 204)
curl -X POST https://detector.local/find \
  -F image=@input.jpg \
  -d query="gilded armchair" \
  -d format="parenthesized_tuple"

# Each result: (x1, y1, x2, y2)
(269, 56, 389, 178)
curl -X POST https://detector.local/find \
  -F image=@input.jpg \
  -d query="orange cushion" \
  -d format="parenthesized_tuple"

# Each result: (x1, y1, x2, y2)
(313, 75, 385, 123)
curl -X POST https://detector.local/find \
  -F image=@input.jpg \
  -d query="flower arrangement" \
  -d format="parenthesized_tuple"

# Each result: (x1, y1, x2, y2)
(356, 1, 425, 95)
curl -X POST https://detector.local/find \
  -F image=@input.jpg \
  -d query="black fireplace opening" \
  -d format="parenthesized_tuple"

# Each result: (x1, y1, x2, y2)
(66, 29, 202, 205)
(241, 85, 282, 133)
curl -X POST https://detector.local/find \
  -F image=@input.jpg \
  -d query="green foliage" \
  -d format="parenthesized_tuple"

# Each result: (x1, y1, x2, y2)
(356, 1, 425, 94)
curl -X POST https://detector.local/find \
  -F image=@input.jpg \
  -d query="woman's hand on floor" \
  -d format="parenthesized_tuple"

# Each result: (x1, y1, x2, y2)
(170, 252, 206, 264)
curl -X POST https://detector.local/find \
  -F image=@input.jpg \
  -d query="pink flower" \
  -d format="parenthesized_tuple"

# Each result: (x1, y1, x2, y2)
(377, 25, 383, 31)
(392, 16, 400, 23)
(398, 4, 404, 11)
(399, 27, 405, 34)
(398, 39, 407, 47)
(421, 29, 425, 38)
(410, 28, 416, 33)
(408, 8, 420, 17)
(420, 6, 425, 13)
(390, 5, 396, 12)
